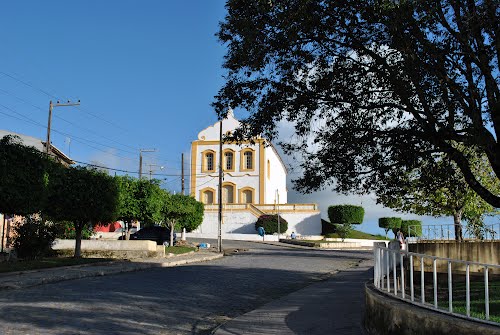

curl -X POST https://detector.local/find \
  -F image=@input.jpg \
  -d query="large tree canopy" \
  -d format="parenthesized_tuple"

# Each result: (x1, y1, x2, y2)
(0, 135, 53, 215)
(214, 0, 500, 207)
(377, 148, 499, 240)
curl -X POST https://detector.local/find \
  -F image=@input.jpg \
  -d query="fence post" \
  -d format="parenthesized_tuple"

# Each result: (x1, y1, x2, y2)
(466, 263, 470, 317)
(485, 266, 489, 321)
(448, 261, 453, 313)
(421, 256, 425, 304)
(400, 253, 405, 299)
(410, 255, 414, 302)
(393, 251, 397, 295)
(433, 258, 438, 308)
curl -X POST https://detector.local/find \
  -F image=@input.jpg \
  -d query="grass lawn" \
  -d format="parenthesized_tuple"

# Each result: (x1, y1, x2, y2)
(408, 275, 500, 323)
(165, 246, 197, 255)
(0, 257, 113, 274)
(439, 280, 500, 323)
(325, 229, 387, 240)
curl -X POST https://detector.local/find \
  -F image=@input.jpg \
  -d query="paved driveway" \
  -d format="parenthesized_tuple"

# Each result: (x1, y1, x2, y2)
(0, 241, 371, 334)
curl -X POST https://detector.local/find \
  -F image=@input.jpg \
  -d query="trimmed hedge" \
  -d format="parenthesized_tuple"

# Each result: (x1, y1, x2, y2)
(255, 214, 288, 235)
(328, 205, 365, 224)
(378, 217, 402, 238)
(402, 220, 422, 237)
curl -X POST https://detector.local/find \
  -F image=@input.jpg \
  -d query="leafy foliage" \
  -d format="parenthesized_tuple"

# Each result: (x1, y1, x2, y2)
(327, 205, 364, 225)
(214, 0, 500, 208)
(334, 223, 353, 242)
(159, 192, 204, 246)
(53, 221, 94, 240)
(13, 216, 58, 259)
(46, 166, 119, 257)
(255, 214, 288, 235)
(377, 148, 499, 240)
(401, 220, 422, 237)
(0, 135, 54, 215)
(378, 217, 402, 238)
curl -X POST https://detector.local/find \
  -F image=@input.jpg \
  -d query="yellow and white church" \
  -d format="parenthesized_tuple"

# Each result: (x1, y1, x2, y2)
(189, 111, 321, 239)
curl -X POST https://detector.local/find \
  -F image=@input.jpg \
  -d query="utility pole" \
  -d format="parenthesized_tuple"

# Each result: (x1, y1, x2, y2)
(217, 118, 223, 253)
(181, 153, 185, 195)
(148, 164, 164, 181)
(139, 149, 156, 179)
(46, 100, 80, 155)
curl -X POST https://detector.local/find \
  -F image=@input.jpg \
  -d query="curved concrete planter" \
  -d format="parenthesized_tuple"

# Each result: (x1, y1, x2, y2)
(364, 282, 500, 335)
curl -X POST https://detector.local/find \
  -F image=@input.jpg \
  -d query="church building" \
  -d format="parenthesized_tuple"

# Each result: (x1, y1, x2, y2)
(190, 111, 321, 237)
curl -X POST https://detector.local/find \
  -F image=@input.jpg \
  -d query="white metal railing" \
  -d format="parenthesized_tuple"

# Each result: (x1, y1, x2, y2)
(408, 223, 499, 242)
(373, 244, 500, 323)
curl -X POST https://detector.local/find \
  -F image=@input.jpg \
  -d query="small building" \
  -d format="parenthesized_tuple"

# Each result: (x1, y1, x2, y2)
(190, 111, 321, 237)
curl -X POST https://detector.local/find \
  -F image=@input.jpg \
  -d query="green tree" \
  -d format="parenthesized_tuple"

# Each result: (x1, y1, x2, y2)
(328, 205, 365, 241)
(328, 205, 365, 225)
(377, 150, 499, 241)
(177, 196, 204, 233)
(115, 176, 164, 238)
(0, 135, 52, 215)
(214, 0, 500, 208)
(379, 217, 402, 239)
(46, 166, 119, 257)
(401, 220, 422, 238)
(115, 175, 140, 237)
(136, 179, 163, 226)
(159, 192, 202, 247)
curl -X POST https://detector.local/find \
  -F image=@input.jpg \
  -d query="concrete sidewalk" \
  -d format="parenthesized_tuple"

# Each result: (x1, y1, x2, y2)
(215, 259, 373, 335)
(0, 251, 223, 291)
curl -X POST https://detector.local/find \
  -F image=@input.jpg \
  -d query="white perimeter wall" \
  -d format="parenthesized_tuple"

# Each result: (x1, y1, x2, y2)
(192, 210, 321, 237)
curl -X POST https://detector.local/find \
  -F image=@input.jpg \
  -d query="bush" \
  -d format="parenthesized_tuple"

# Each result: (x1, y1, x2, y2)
(53, 221, 94, 240)
(378, 217, 402, 238)
(328, 205, 364, 224)
(402, 220, 422, 237)
(255, 214, 288, 235)
(13, 216, 58, 259)
(334, 223, 353, 241)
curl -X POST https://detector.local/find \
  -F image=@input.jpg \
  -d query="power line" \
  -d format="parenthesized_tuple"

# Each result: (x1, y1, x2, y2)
(0, 70, 134, 134)
(0, 86, 139, 153)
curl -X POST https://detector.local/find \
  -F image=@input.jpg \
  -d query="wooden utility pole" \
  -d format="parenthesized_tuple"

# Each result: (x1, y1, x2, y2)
(217, 119, 223, 253)
(181, 153, 185, 195)
(139, 149, 156, 179)
(46, 100, 80, 155)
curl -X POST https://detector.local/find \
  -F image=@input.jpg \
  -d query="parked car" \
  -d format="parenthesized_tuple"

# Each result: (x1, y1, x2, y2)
(128, 226, 176, 245)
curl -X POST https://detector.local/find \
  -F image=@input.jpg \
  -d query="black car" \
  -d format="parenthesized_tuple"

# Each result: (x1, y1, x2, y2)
(129, 226, 176, 245)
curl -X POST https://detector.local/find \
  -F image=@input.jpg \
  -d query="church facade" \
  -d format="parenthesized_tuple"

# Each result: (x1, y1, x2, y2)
(190, 112, 321, 237)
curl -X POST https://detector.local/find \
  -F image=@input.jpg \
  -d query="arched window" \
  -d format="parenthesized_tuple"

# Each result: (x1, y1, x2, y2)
(222, 182, 236, 204)
(199, 188, 215, 204)
(202, 150, 216, 173)
(240, 148, 255, 171)
(223, 149, 235, 172)
(239, 187, 255, 204)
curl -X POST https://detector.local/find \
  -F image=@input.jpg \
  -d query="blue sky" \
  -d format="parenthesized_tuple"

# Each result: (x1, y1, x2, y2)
(0, 1, 470, 235)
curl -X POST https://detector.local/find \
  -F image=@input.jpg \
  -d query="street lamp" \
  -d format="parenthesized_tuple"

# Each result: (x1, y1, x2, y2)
(148, 164, 164, 180)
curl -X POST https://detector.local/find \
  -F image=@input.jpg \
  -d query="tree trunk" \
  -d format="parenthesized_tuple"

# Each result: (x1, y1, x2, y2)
(74, 222, 83, 258)
(453, 211, 463, 242)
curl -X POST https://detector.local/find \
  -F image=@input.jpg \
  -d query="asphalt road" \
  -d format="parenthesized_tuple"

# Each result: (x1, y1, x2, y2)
(0, 240, 371, 335)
